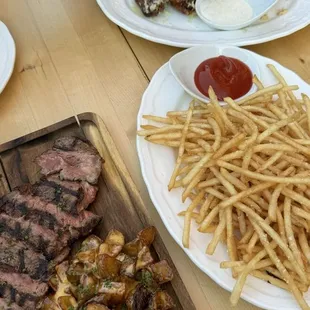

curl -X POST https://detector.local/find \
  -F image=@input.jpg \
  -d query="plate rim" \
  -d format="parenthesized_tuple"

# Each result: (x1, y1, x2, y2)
(97, 0, 310, 48)
(0, 21, 16, 94)
(136, 47, 310, 309)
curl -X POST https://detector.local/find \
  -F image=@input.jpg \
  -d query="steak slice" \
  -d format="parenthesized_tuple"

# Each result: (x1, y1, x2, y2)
(31, 180, 80, 215)
(35, 175, 98, 213)
(170, 0, 196, 14)
(0, 213, 67, 259)
(0, 269, 48, 309)
(0, 236, 49, 281)
(35, 136, 103, 184)
(0, 297, 24, 310)
(3, 190, 100, 237)
(135, 0, 167, 16)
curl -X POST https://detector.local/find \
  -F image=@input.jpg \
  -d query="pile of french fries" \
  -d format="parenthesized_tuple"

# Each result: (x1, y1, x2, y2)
(138, 64, 310, 309)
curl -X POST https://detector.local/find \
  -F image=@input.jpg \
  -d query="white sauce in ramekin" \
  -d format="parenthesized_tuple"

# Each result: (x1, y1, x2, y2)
(200, 0, 253, 26)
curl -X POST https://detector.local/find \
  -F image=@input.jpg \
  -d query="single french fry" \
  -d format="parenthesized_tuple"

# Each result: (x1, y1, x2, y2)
(206, 210, 226, 255)
(183, 191, 205, 248)
(143, 115, 174, 124)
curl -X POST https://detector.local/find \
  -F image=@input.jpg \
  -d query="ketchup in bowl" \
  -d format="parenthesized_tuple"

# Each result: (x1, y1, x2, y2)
(194, 55, 253, 101)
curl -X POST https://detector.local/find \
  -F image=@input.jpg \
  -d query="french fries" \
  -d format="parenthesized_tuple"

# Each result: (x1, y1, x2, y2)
(137, 65, 310, 309)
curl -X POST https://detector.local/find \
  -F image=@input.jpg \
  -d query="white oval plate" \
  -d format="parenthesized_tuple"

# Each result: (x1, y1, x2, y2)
(136, 48, 310, 310)
(0, 22, 15, 94)
(97, 0, 310, 47)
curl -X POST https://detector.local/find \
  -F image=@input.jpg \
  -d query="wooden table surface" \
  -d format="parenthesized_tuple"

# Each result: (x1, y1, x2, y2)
(1, 1, 310, 309)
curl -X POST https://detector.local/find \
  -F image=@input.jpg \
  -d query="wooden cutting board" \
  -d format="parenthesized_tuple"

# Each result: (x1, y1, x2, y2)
(0, 112, 195, 310)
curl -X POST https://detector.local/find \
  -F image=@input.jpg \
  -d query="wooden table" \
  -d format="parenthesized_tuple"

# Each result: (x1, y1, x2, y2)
(0, 1, 310, 309)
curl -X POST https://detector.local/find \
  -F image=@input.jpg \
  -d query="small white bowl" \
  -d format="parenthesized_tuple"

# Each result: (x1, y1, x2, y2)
(169, 45, 260, 104)
(196, 0, 278, 31)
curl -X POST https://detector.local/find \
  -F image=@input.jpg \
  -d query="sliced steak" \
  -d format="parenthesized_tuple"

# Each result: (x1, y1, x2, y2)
(35, 175, 98, 213)
(36, 136, 102, 184)
(31, 180, 80, 215)
(0, 269, 48, 309)
(170, 0, 196, 14)
(3, 190, 100, 237)
(0, 236, 49, 281)
(135, 0, 167, 16)
(0, 297, 24, 310)
(47, 175, 98, 211)
(0, 213, 67, 259)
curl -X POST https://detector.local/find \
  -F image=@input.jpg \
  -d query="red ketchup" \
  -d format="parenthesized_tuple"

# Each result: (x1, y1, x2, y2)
(194, 56, 253, 100)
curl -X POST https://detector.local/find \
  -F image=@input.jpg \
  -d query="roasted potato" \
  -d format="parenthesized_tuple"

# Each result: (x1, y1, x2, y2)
(148, 291, 175, 310)
(98, 281, 126, 304)
(49, 273, 59, 292)
(56, 261, 69, 283)
(70, 274, 98, 303)
(116, 253, 127, 263)
(40, 297, 61, 310)
(72, 284, 95, 304)
(148, 260, 173, 284)
(119, 254, 136, 278)
(105, 230, 125, 247)
(97, 230, 125, 258)
(57, 295, 78, 310)
(137, 227, 156, 246)
(122, 238, 143, 257)
(97, 254, 121, 278)
(126, 284, 152, 310)
(76, 249, 97, 264)
(80, 235, 102, 252)
(136, 246, 154, 271)
(83, 295, 110, 307)
(136, 269, 159, 292)
(66, 262, 85, 285)
(84, 303, 110, 310)
(99, 243, 123, 258)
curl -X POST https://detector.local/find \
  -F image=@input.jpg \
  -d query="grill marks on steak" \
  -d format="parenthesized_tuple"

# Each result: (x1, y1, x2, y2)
(0, 236, 49, 281)
(0, 213, 62, 259)
(36, 136, 103, 184)
(36, 175, 98, 214)
(0, 270, 48, 309)
(4, 190, 100, 236)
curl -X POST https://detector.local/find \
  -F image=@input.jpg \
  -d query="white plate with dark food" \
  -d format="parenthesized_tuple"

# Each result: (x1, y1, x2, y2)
(0, 21, 15, 94)
(97, 0, 310, 47)
(137, 46, 310, 309)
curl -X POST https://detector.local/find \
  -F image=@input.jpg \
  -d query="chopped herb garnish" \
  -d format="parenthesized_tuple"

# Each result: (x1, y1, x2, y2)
(103, 279, 112, 289)
(121, 304, 128, 310)
(77, 284, 91, 296)
(55, 187, 62, 195)
(141, 270, 153, 288)
(91, 266, 98, 274)
(68, 306, 74, 310)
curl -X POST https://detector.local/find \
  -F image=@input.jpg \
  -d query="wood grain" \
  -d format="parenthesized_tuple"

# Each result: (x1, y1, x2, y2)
(122, 26, 310, 82)
(0, 113, 195, 310)
(0, 161, 10, 197)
